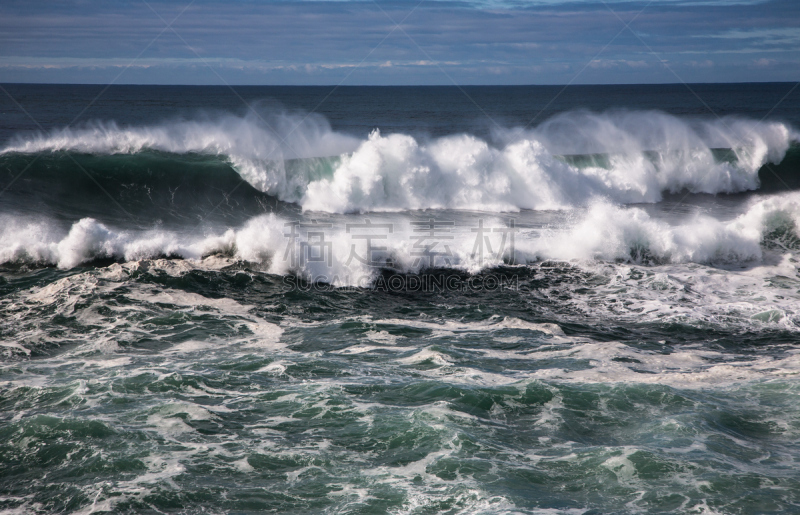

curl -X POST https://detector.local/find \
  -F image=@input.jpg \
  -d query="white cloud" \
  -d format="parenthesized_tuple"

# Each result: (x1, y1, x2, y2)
(589, 59, 649, 69)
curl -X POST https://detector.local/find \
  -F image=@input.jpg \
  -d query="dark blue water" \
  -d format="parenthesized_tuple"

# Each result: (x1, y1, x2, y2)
(3, 83, 799, 142)
(1, 83, 800, 514)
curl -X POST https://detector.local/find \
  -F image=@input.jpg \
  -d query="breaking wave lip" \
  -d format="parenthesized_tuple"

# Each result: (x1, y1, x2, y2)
(1, 109, 797, 213)
(2, 192, 799, 281)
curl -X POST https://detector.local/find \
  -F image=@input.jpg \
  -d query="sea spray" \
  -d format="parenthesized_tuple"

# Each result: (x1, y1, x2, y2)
(3, 193, 800, 277)
(3, 110, 795, 212)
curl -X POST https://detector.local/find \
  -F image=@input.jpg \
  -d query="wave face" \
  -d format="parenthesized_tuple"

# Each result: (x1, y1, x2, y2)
(2, 109, 797, 213)
(1, 110, 359, 201)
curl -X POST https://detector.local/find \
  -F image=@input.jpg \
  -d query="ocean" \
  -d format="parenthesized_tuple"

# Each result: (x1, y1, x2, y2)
(1, 83, 799, 514)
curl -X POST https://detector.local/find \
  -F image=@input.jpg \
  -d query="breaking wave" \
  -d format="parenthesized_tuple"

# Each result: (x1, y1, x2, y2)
(3, 193, 800, 281)
(2, 109, 797, 213)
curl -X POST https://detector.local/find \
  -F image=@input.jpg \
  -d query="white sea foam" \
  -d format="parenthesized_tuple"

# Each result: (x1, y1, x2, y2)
(2, 192, 800, 280)
(518, 193, 800, 264)
(304, 113, 794, 212)
(2, 185, 800, 337)
(347, 327, 800, 388)
(498, 341, 800, 389)
(2, 110, 795, 212)
(0, 262, 284, 358)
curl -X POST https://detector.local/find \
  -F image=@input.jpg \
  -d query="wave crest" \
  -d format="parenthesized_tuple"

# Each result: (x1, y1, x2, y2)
(3, 194, 800, 281)
(2, 109, 796, 213)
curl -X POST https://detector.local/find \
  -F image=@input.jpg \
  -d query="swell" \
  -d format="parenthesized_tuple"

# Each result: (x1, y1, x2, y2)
(1, 110, 797, 214)
(0, 151, 335, 224)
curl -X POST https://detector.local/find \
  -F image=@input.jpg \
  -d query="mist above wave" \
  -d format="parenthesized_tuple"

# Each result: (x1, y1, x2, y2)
(2, 108, 796, 213)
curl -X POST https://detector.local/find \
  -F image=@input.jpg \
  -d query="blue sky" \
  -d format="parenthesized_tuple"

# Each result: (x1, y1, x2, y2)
(0, 0, 798, 84)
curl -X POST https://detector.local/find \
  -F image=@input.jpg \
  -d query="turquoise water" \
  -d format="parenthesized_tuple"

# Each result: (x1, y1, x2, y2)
(2, 258, 800, 513)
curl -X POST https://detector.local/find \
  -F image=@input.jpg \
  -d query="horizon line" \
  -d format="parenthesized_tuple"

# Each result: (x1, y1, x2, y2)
(2, 80, 798, 88)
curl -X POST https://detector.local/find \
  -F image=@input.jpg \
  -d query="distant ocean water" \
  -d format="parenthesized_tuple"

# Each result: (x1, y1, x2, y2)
(1, 83, 800, 514)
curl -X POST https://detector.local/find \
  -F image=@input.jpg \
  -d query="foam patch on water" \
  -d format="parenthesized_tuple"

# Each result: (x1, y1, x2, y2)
(356, 412, 523, 514)
(1, 260, 284, 358)
(449, 340, 800, 388)
(531, 252, 800, 331)
(310, 312, 800, 388)
(368, 316, 569, 339)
